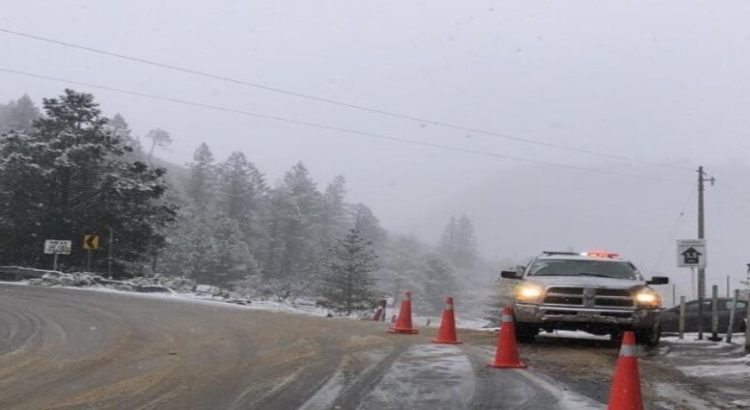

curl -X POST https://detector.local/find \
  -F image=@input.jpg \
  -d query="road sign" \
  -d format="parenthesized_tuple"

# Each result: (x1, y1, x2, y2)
(83, 234, 100, 250)
(677, 239, 706, 268)
(44, 240, 72, 255)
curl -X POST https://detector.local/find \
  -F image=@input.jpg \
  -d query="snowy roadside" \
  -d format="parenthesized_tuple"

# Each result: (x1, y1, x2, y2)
(658, 333, 750, 408)
(0, 273, 336, 318)
(1, 270, 500, 328)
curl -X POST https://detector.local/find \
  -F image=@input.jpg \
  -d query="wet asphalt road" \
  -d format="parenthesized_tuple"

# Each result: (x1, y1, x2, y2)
(0, 284, 607, 409)
(0, 284, 734, 410)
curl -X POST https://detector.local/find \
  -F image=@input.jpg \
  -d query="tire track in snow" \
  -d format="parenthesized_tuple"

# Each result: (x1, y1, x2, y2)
(357, 344, 475, 410)
(464, 345, 602, 410)
(299, 345, 406, 410)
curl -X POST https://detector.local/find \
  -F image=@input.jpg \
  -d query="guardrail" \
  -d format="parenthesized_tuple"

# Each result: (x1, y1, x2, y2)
(0, 266, 57, 281)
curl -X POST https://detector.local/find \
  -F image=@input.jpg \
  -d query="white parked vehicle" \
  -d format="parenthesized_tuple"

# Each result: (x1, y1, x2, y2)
(501, 250, 669, 346)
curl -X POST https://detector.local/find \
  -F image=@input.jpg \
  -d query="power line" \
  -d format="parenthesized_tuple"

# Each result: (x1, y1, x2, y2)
(0, 26, 692, 171)
(712, 185, 750, 221)
(648, 187, 695, 272)
(715, 181, 750, 205)
(0, 67, 690, 185)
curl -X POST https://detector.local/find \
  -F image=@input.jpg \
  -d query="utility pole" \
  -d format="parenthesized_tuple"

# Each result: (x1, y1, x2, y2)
(697, 166, 715, 340)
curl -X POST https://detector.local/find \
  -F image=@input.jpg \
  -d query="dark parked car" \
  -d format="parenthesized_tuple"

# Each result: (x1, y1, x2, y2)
(660, 298, 748, 333)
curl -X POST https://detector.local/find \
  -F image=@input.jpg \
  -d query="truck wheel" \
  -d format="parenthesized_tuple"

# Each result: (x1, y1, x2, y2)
(636, 323, 661, 347)
(515, 323, 538, 343)
(609, 329, 623, 346)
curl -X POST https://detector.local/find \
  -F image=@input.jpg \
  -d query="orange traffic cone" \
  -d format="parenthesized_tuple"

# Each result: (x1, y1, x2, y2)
(607, 331, 643, 410)
(432, 297, 462, 344)
(388, 291, 419, 334)
(488, 307, 526, 368)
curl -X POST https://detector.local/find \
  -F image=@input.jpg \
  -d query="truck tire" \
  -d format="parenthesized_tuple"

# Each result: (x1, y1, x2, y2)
(636, 322, 661, 347)
(515, 323, 538, 343)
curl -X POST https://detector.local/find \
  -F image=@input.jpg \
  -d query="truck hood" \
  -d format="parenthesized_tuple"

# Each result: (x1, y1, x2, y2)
(525, 275, 645, 289)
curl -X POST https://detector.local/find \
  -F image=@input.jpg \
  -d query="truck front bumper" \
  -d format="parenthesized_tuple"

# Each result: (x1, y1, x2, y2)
(514, 303, 660, 329)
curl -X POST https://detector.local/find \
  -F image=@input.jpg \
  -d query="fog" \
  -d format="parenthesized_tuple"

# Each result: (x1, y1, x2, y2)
(2, 1, 750, 301)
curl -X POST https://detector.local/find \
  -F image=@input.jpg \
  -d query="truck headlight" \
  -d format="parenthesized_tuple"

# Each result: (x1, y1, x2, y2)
(516, 284, 543, 302)
(635, 289, 660, 307)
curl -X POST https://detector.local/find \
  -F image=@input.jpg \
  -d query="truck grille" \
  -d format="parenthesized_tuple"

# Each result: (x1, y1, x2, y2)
(543, 287, 634, 308)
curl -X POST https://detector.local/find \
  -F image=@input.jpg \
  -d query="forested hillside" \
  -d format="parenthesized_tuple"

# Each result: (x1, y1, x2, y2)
(0, 90, 485, 314)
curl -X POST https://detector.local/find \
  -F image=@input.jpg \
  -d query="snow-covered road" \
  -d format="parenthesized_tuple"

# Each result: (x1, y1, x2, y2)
(0, 283, 744, 409)
(0, 284, 601, 409)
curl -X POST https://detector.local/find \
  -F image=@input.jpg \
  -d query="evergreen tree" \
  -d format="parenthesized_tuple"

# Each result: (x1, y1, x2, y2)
(161, 214, 258, 286)
(422, 255, 457, 313)
(319, 229, 379, 314)
(439, 214, 477, 269)
(0, 94, 41, 133)
(216, 152, 265, 230)
(106, 113, 143, 157)
(185, 143, 216, 214)
(439, 216, 458, 255)
(352, 203, 387, 251)
(454, 215, 477, 268)
(321, 175, 349, 248)
(265, 162, 324, 280)
(0, 89, 175, 274)
(145, 128, 172, 162)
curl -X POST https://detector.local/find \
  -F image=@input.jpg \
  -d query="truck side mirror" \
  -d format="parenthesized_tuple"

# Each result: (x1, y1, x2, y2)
(647, 276, 669, 285)
(501, 270, 522, 280)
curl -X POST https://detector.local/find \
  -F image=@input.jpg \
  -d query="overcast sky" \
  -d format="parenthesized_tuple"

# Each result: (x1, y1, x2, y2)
(3, 1, 750, 298)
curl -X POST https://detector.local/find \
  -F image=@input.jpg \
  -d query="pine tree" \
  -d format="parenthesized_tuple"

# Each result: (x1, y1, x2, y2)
(439, 215, 477, 269)
(265, 162, 324, 280)
(422, 255, 457, 313)
(0, 94, 41, 133)
(106, 113, 143, 157)
(352, 203, 386, 251)
(145, 128, 172, 162)
(319, 229, 379, 315)
(454, 215, 477, 268)
(321, 175, 349, 249)
(439, 216, 458, 256)
(161, 214, 258, 286)
(0, 89, 175, 273)
(185, 143, 216, 214)
(216, 152, 265, 231)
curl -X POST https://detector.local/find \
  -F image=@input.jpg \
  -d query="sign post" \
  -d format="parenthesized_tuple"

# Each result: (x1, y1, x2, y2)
(83, 234, 100, 272)
(44, 240, 72, 271)
(677, 239, 707, 339)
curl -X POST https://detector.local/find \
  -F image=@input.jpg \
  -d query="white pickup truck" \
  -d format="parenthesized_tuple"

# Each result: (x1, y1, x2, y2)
(501, 250, 669, 346)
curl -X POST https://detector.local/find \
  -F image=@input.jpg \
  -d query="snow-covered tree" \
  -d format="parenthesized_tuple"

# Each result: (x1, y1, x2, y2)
(321, 175, 349, 249)
(106, 113, 143, 157)
(216, 151, 266, 238)
(145, 128, 172, 162)
(161, 214, 258, 286)
(422, 255, 457, 313)
(352, 203, 387, 251)
(319, 229, 379, 314)
(0, 94, 40, 134)
(185, 143, 216, 214)
(439, 214, 477, 269)
(0, 89, 175, 274)
(264, 162, 324, 280)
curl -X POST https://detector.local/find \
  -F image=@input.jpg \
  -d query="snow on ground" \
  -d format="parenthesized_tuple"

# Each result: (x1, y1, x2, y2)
(361, 344, 475, 409)
(411, 314, 490, 331)
(652, 382, 717, 410)
(515, 369, 602, 410)
(662, 333, 750, 378)
(658, 332, 750, 407)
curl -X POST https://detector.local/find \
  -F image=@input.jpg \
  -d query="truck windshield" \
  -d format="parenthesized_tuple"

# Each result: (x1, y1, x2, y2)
(527, 259, 642, 280)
